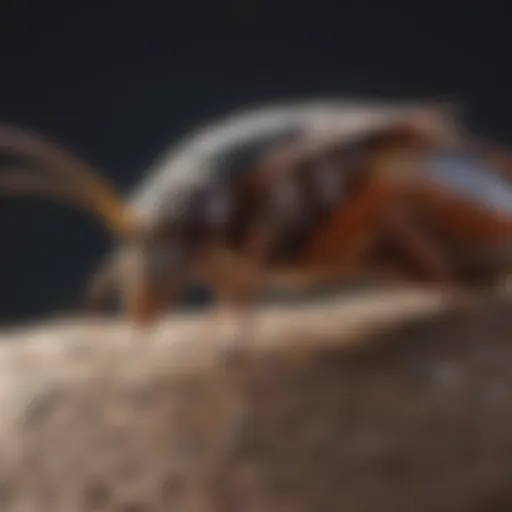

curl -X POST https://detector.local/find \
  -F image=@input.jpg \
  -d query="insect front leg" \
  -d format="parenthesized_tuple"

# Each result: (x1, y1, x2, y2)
(117, 236, 196, 329)
(83, 254, 120, 314)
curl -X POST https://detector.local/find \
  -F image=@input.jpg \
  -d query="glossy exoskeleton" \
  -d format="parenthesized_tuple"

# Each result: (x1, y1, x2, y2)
(0, 99, 511, 334)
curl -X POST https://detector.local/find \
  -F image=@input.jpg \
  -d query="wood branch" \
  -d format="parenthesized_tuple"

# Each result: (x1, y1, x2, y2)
(0, 285, 511, 511)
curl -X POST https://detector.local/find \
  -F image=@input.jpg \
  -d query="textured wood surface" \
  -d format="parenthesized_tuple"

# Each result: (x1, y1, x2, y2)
(0, 286, 511, 511)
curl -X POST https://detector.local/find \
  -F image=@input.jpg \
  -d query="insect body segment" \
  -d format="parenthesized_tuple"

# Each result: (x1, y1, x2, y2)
(1, 100, 512, 332)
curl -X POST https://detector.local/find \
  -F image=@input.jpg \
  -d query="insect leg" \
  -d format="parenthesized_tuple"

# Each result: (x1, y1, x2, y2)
(205, 219, 276, 356)
(383, 208, 495, 336)
(83, 253, 121, 314)
(114, 236, 199, 329)
(302, 181, 398, 275)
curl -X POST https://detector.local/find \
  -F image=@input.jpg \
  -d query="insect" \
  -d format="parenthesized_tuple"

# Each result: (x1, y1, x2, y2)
(0, 99, 511, 340)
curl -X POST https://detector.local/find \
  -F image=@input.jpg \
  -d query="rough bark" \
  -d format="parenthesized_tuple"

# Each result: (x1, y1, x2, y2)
(0, 286, 511, 511)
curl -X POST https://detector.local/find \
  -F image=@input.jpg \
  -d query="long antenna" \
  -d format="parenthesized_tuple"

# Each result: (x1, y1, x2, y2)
(0, 124, 137, 238)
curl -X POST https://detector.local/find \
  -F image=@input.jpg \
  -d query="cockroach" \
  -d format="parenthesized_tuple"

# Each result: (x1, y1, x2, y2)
(0, 99, 510, 341)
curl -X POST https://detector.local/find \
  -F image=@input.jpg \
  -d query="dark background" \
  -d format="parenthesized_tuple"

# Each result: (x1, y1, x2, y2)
(0, 2, 510, 324)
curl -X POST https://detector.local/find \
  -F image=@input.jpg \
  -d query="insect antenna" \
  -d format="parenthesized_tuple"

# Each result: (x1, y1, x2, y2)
(0, 124, 137, 238)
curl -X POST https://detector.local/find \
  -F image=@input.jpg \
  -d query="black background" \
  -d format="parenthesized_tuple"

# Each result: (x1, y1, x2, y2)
(0, 2, 510, 323)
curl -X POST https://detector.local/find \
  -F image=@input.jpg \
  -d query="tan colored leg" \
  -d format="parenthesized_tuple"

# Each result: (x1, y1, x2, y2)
(383, 208, 493, 338)
(199, 220, 276, 354)
(301, 182, 397, 275)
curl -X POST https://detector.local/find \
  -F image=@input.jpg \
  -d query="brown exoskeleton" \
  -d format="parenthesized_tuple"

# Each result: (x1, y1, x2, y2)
(0, 99, 511, 342)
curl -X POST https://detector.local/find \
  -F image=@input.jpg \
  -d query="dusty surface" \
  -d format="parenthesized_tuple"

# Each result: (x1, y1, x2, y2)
(0, 286, 512, 511)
